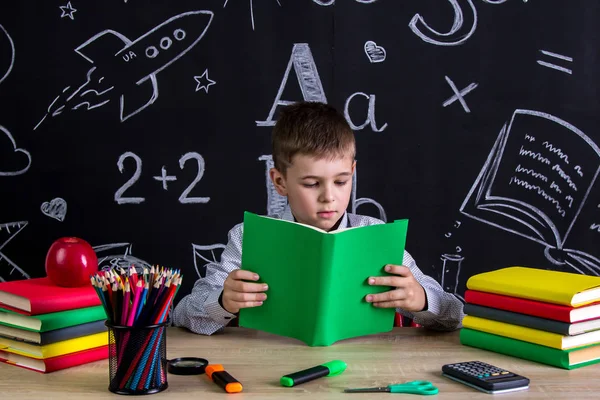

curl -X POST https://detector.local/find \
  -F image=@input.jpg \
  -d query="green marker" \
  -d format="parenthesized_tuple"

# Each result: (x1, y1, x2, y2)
(280, 360, 347, 387)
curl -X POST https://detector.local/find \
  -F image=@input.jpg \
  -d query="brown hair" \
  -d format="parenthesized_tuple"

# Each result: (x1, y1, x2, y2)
(272, 101, 355, 175)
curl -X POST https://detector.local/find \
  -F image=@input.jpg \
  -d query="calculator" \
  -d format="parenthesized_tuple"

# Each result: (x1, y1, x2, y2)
(442, 361, 530, 394)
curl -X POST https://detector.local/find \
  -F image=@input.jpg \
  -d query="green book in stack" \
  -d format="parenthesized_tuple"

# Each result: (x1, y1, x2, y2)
(0, 305, 107, 332)
(238, 211, 408, 346)
(460, 328, 600, 369)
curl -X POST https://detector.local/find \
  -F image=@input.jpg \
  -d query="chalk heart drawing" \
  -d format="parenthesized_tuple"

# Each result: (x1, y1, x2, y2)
(41, 197, 67, 222)
(364, 41, 386, 63)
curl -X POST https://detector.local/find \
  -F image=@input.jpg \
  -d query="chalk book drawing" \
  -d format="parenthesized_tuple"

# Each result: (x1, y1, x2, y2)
(34, 10, 214, 129)
(460, 109, 600, 275)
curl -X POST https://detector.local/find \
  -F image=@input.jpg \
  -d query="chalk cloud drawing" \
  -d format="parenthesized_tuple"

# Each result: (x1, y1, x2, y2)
(0, 125, 31, 176)
(537, 50, 573, 75)
(364, 41, 386, 63)
(460, 109, 600, 275)
(443, 76, 478, 113)
(193, 243, 226, 278)
(41, 198, 67, 222)
(34, 10, 214, 130)
(259, 154, 386, 222)
(256, 43, 327, 127)
(0, 221, 29, 282)
(60, 2, 77, 20)
(93, 242, 152, 271)
(409, 0, 477, 46)
(223, 0, 282, 31)
(0, 24, 15, 86)
(194, 69, 216, 93)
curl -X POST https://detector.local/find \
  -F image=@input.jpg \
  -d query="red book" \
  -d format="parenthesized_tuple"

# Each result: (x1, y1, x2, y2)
(0, 345, 108, 373)
(465, 290, 600, 323)
(0, 277, 101, 315)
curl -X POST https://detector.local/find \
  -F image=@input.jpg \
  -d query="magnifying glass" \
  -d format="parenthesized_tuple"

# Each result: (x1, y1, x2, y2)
(167, 357, 209, 375)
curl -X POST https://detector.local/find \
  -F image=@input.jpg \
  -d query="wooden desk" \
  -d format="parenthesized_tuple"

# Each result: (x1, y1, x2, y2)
(1, 327, 598, 398)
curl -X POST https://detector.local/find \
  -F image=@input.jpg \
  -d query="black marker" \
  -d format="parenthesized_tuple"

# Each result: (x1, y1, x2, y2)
(280, 360, 347, 387)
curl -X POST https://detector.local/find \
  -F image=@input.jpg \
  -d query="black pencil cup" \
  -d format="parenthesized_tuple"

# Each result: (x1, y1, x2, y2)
(106, 321, 169, 395)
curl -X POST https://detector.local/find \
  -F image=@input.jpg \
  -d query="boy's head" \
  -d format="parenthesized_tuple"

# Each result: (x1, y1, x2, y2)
(269, 102, 356, 231)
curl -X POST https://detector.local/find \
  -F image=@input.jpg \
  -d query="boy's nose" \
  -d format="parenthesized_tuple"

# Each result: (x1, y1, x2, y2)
(319, 187, 335, 202)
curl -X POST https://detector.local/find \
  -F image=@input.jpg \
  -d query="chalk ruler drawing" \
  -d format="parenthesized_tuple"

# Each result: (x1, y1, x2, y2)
(259, 154, 386, 221)
(34, 10, 214, 130)
(194, 69, 216, 93)
(257, 43, 387, 132)
(59, 2, 77, 20)
(443, 76, 478, 113)
(460, 109, 600, 275)
(537, 50, 573, 75)
(193, 243, 226, 278)
(364, 41, 386, 63)
(0, 221, 29, 282)
(41, 197, 67, 222)
(223, 0, 282, 31)
(93, 242, 152, 271)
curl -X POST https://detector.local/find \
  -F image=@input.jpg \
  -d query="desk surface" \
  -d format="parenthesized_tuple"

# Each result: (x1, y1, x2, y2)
(1, 327, 598, 399)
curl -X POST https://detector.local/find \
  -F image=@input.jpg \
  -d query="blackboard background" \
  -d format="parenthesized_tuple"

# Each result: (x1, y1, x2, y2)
(1, 1, 599, 303)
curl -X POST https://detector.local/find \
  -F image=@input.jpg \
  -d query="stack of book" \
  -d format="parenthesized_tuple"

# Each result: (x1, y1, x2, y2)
(461, 266, 600, 370)
(0, 277, 108, 373)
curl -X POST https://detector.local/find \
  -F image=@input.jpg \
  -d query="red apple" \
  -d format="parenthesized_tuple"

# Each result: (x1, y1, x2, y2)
(45, 237, 99, 287)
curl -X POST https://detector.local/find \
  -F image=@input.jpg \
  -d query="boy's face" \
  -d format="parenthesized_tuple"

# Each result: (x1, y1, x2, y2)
(270, 153, 355, 231)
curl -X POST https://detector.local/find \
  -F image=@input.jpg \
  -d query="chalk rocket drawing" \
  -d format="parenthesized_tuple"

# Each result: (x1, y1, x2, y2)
(364, 41, 386, 63)
(223, 0, 282, 31)
(194, 69, 216, 93)
(59, 2, 77, 20)
(193, 243, 226, 278)
(259, 154, 386, 221)
(0, 125, 31, 176)
(40, 197, 67, 222)
(256, 43, 327, 127)
(34, 10, 214, 130)
(0, 221, 29, 282)
(0, 24, 15, 86)
(460, 109, 600, 275)
(93, 242, 152, 271)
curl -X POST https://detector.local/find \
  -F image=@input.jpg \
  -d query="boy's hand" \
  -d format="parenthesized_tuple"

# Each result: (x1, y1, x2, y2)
(222, 269, 268, 314)
(365, 265, 426, 312)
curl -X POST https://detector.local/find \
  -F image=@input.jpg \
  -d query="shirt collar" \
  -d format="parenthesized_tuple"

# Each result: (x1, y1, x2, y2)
(281, 205, 349, 231)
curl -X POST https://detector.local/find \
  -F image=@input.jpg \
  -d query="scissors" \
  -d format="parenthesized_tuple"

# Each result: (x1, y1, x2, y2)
(344, 380, 439, 395)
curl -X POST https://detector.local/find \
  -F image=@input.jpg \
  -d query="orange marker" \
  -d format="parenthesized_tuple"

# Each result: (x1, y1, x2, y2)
(205, 364, 243, 393)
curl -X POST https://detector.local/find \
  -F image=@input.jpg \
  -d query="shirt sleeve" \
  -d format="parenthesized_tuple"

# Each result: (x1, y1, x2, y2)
(396, 251, 465, 331)
(172, 223, 244, 335)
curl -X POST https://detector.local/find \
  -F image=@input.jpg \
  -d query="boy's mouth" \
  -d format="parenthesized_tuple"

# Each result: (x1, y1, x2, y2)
(317, 211, 336, 219)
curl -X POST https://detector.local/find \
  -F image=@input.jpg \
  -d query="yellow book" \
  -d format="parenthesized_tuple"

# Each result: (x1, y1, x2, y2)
(0, 332, 107, 359)
(466, 266, 600, 307)
(463, 316, 600, 350)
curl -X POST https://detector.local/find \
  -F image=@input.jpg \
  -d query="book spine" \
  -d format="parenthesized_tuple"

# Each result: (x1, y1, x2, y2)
(41, 320, 108, 345)
(459, 328, 569, 369)
(41, 306, 107, 332)
(464, 304, 570, 335)
(31, 296, 102, 316)
(43, 345, 108, 373)
(462, 315, 563, 349)
(312, 234, 336, 346)
(465, 290, 572, 322)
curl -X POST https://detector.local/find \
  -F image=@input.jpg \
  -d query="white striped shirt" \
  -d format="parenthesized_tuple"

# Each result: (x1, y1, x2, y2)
(173, 206, 464, 335)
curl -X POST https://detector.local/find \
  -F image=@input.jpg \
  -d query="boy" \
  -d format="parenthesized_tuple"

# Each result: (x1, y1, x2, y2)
(173, 102, 464, 335)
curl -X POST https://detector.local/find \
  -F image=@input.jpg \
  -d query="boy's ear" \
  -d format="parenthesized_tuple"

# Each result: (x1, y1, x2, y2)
(351, 159, 357, 174)
(269, 168, 288, 196)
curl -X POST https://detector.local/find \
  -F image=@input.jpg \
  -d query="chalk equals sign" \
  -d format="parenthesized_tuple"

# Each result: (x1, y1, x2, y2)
(537, 50, 573, 75)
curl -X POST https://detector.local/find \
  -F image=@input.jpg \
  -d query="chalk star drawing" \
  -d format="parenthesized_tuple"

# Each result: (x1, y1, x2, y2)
(223, 0, 282, 31)
(0, 221, 29, 282)
(194, 69, 216, 93)
(60, 2, 77, 20)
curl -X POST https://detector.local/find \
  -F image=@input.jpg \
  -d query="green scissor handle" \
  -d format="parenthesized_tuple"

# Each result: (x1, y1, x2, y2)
(389, 380, 439, 395)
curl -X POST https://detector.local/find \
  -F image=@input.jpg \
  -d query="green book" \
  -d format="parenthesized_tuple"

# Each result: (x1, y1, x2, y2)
(238, 211, 408, 346)
(0, 305, 107, 332)
(460, 328, 600, 370)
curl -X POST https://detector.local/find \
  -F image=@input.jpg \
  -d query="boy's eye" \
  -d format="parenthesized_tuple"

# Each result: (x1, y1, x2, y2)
(335, 181, 348, 186)
(303, 182, 318, 188)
